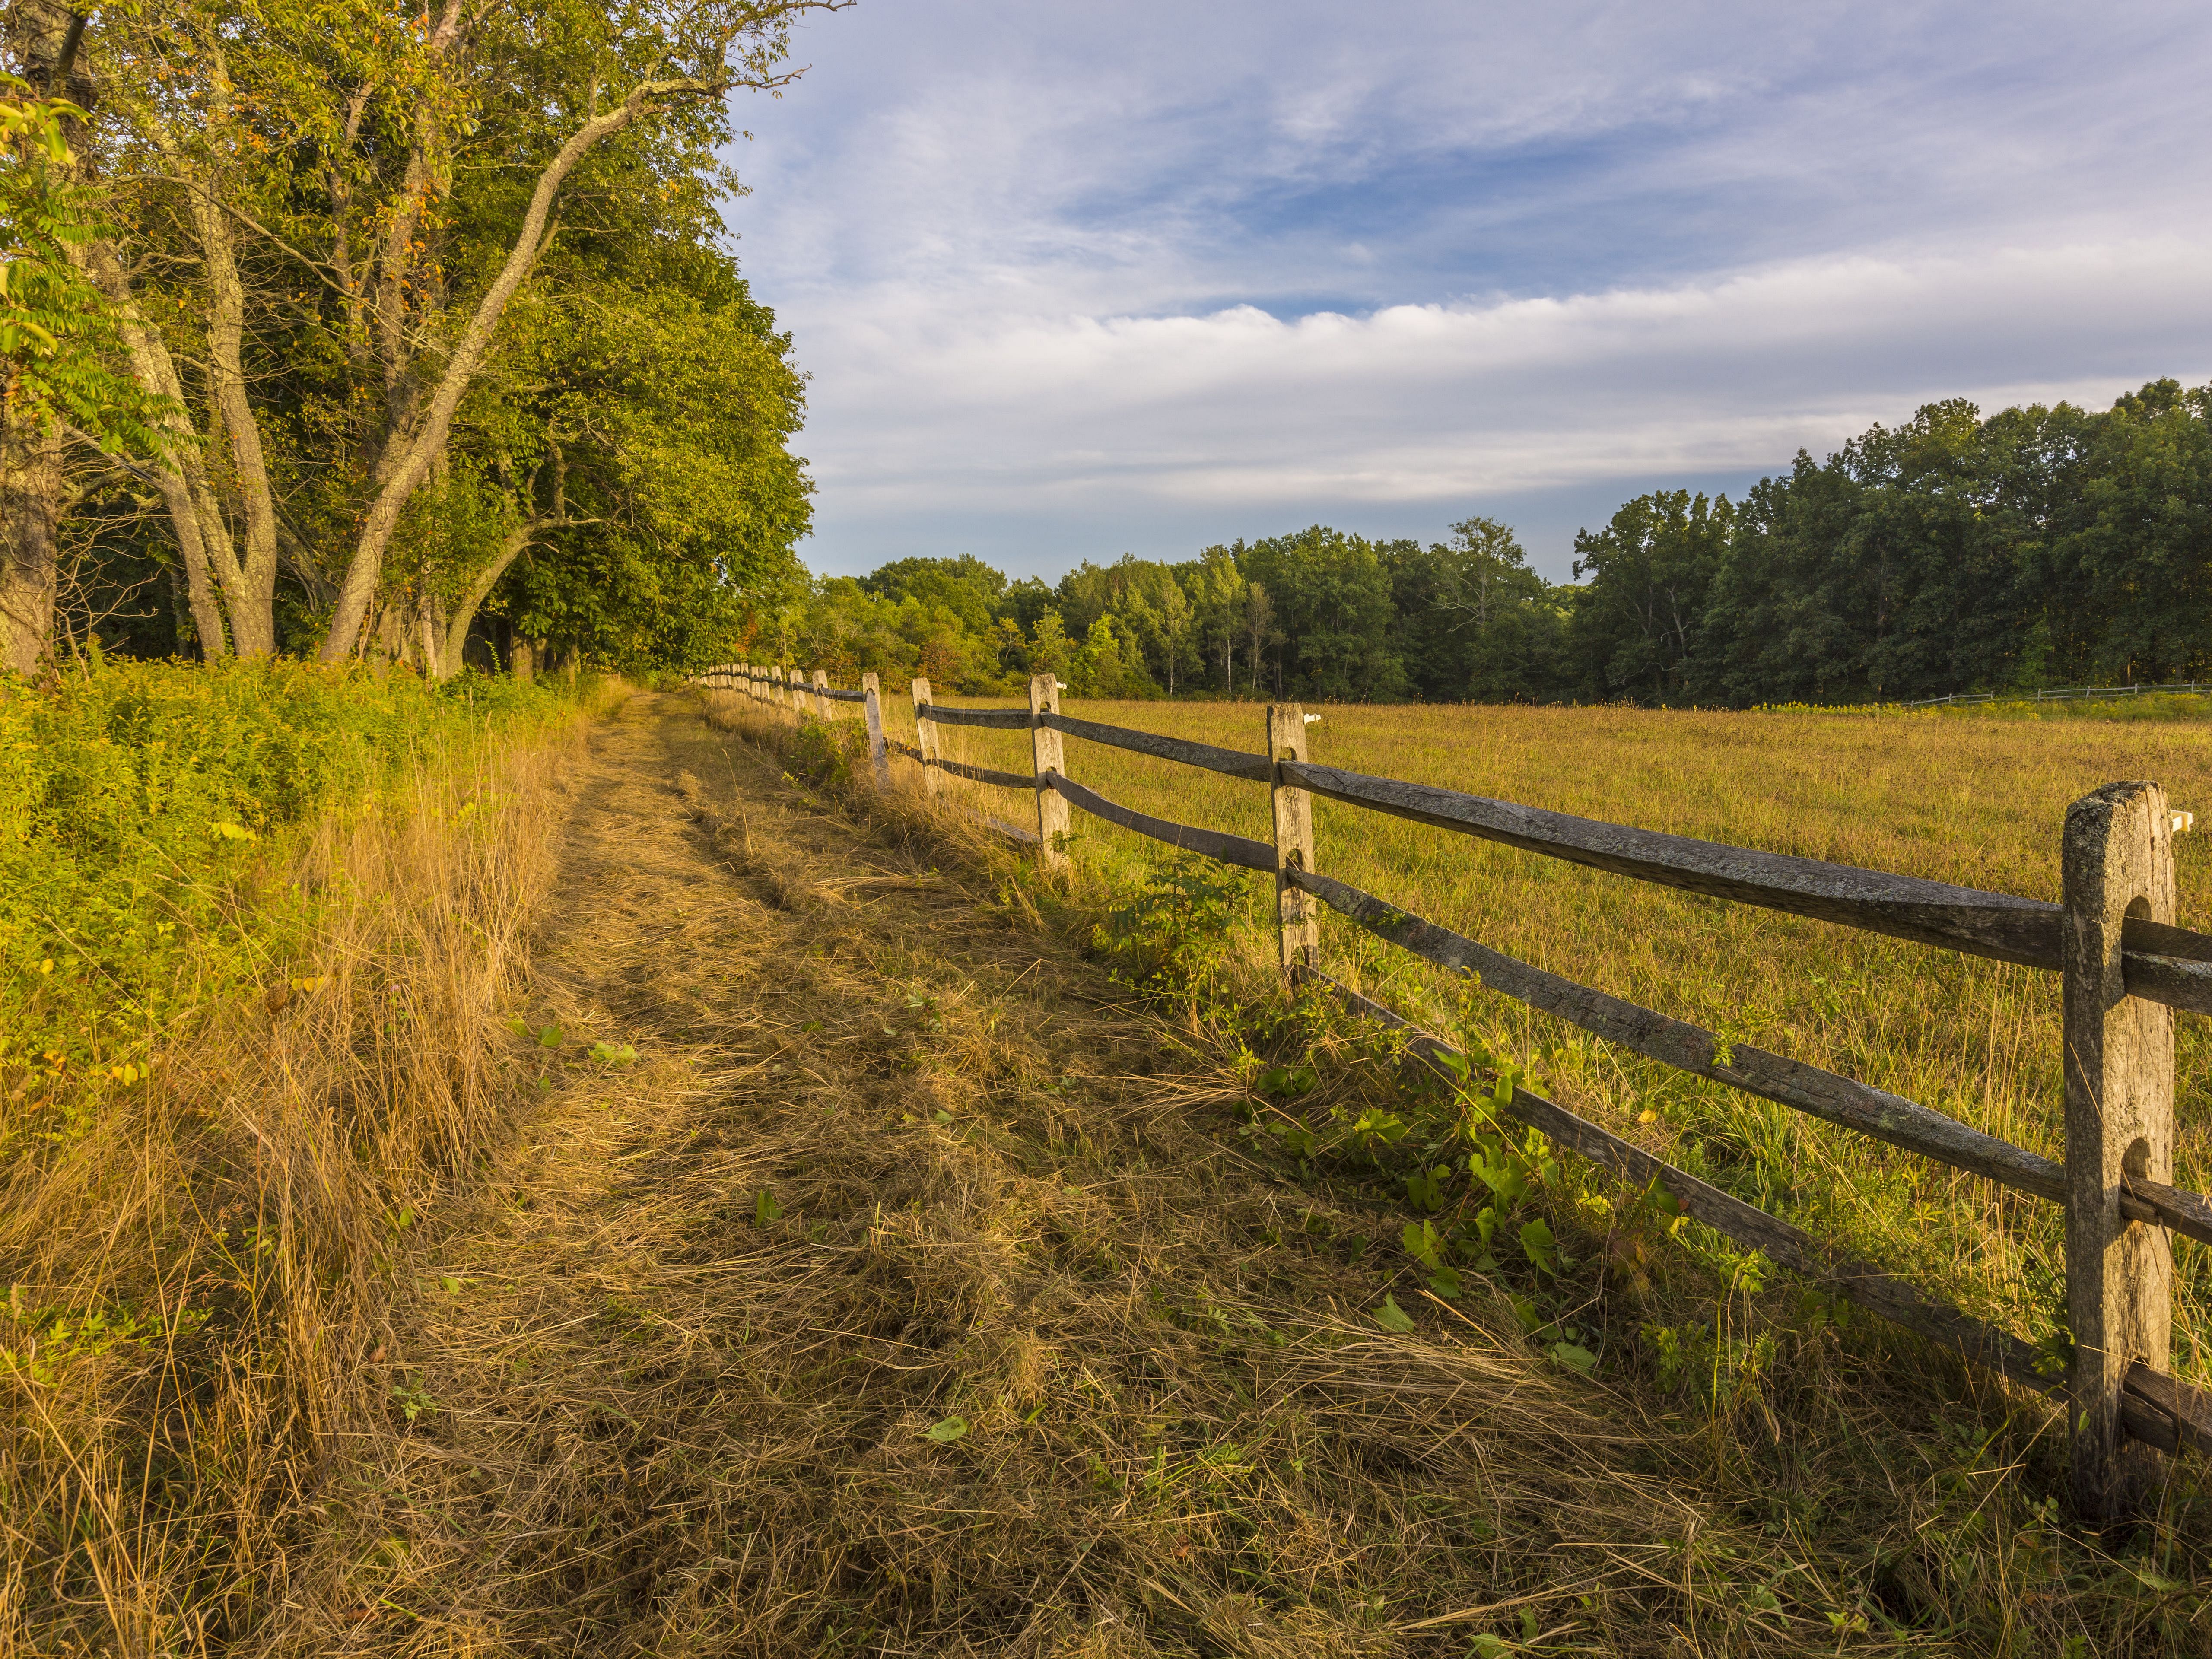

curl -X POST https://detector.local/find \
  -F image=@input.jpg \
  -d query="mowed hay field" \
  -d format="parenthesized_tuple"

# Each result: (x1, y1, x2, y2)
(877, 694, 2212, 1390)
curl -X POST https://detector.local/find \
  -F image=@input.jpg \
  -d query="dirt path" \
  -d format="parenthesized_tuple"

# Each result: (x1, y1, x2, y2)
(297, 694, 1746, 1659)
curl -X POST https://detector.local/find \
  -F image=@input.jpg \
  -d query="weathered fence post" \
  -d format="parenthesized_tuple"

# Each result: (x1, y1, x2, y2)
(2062, 781, 2177, 1521)
(1030, 673, 1069, 874)
(812, 668, 830, 720)
(1268, 704, 1319, 985)
(861, 672, 889, 785)
(775, 666, 790, 715)
(912, 677, 941, 795)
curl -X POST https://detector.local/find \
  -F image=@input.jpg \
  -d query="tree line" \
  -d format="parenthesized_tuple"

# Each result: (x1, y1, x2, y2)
(768, 380, 2212, 706)
(6, 12, 2203, 713)
(2, 0, 832, 680)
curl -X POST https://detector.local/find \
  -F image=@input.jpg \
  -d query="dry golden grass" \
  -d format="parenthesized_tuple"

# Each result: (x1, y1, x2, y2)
(0, 697, 600, 1651)
(677, 690, 2210, 1655)
(246, 691, 1860, 1657)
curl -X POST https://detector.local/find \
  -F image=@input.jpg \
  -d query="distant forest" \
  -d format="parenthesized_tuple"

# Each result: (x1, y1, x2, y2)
(773, 379, 2212, 707)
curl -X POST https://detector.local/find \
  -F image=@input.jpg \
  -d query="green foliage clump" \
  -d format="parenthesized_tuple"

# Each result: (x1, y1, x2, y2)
(0, 657, 566, 1150)
(782, 711, 872, 793)
(1092, 853, 1257, 1007)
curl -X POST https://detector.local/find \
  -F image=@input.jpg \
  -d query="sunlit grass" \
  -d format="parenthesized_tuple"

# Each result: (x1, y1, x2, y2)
(865, 691, 2212, 1386)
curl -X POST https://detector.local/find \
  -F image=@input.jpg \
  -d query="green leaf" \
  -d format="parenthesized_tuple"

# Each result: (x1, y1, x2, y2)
(1373, 1294, 1417, 1334)
(1401, 1219, 1444, 1271)
(924, 1414, 970, 1443)
(1518, 1218, 1559, 1274)
(504, 1016, 531, 1038)
(537, 1024, 563, 1049)
(1405, 1164, 1446, 1211)
(754, 1190, 782, 1225)
(1548, 1341, 1597, 1375)
(1426, 1265, 1463, 1300)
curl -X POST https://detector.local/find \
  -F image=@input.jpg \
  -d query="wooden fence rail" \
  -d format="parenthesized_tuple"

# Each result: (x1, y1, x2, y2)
(693, 661, 2212, 1517)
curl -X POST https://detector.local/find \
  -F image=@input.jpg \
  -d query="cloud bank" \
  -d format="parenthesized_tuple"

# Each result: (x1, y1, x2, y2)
(725, 0, 2212, 578)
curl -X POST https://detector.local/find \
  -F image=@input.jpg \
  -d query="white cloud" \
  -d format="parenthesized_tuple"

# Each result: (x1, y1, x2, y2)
(802, 237, 2211, 503)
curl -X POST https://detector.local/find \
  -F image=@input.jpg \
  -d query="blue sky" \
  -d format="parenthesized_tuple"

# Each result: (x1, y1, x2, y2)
(723, 0, 2212, 583)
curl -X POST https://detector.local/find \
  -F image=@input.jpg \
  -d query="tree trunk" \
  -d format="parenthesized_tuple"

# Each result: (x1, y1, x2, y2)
(28, 0, 237, 660)
(176, 145, 280, 653)
(416, 587, 442, 677)
(436, 520, 537, 678)
(0, 400, 62, 675)
(70, 242, 238, 658)
(511, 635, 537, 683)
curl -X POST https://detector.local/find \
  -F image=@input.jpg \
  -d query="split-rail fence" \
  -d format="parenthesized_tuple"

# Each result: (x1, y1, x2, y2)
(693, 661, 2212, 1519)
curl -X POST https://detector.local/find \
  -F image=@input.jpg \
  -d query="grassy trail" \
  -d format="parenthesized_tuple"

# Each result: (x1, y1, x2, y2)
(289, 693, 1912, 1657)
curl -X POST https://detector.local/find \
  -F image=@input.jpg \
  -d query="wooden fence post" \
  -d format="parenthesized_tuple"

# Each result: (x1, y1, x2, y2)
(775, 666, 789, 715)
(2062, 780, 2177, 1521)
(1030, 673, 1069, 874)
(861, 672, 888, 785)
(812, 667, 830, 720)
(912, 677, 941, 795)
(1268, 704, 1319, 984)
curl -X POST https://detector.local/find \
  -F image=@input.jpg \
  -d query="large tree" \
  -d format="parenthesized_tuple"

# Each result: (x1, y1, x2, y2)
(14, 0, 835, 669)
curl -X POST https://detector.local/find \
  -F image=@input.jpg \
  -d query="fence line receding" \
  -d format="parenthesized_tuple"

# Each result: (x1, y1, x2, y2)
(693, 660, 2212, 1519)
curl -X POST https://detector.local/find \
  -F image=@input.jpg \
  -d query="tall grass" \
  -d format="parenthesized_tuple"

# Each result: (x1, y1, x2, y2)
(877, 695, 2212, 1391)
(0, 659, 608, 1649)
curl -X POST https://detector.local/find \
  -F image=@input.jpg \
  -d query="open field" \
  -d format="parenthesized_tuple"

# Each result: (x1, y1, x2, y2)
(11, 680, 2209, 1652)
(877, 695, 2212, 1392)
